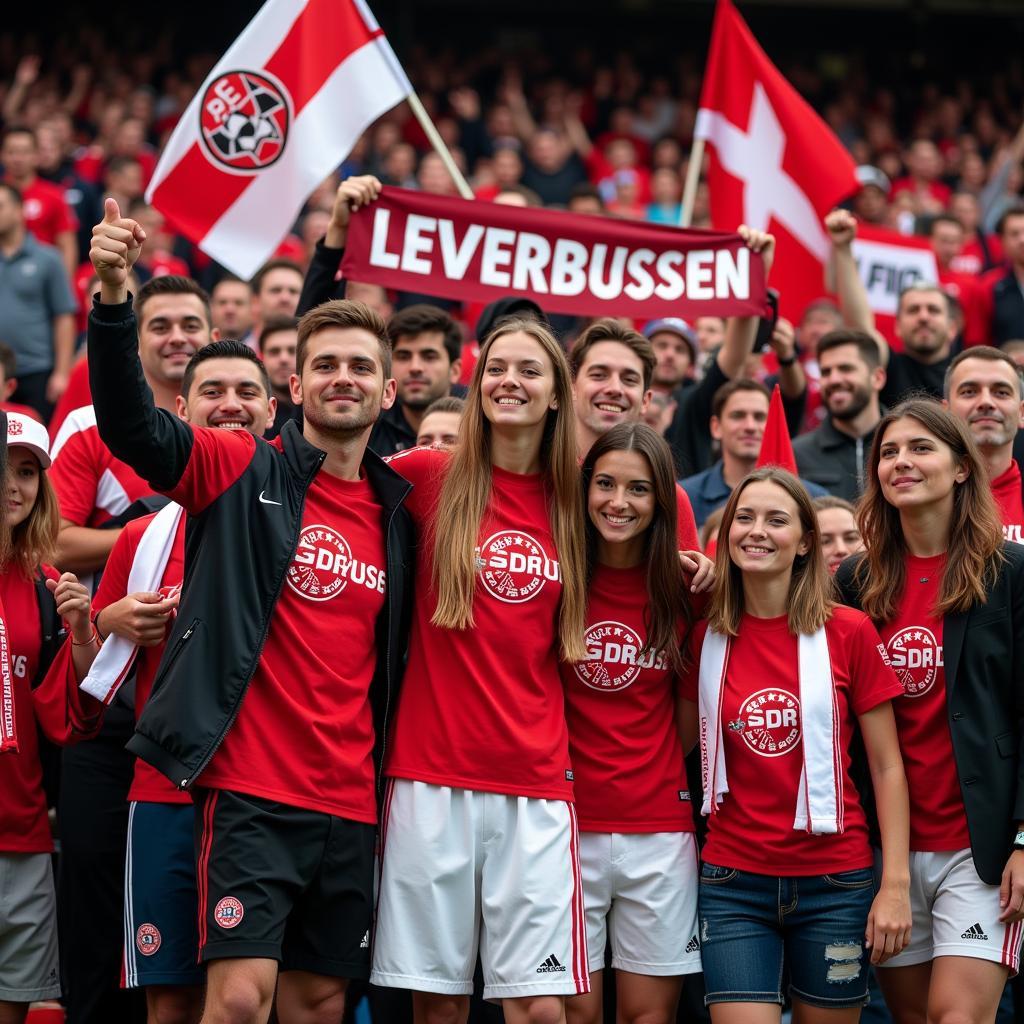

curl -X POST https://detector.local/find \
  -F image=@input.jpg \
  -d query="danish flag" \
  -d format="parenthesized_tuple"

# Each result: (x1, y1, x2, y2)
(695, 0, 859, 322)
(147, 0, 412, 279)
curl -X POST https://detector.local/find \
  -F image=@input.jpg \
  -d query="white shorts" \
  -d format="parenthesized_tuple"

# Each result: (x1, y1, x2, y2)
(579, 830, 701, 977)
(879, 848, 1023, 975)
(370, 780, 589, 1000)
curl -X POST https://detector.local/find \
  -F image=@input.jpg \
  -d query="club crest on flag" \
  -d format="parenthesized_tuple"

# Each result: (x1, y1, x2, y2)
(199, 70, 291, 174)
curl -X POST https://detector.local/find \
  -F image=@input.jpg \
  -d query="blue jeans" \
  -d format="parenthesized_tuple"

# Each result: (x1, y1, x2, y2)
(698, 862, 874, 1009)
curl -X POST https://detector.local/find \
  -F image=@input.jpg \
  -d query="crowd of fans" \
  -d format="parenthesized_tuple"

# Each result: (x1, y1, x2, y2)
(4, 16, 1024, 1024)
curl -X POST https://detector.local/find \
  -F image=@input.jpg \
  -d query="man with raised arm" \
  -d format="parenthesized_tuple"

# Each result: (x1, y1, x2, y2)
(86, 199, 414, 1024)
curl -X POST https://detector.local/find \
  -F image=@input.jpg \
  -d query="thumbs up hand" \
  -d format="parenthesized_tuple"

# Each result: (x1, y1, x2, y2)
(89, 198, 147, 303)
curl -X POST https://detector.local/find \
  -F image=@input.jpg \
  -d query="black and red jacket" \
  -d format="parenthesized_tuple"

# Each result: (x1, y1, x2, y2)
(87, 297, 415, 797)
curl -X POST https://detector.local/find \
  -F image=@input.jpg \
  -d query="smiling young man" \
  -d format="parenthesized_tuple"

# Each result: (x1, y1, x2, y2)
(53, 340, 276, 1024)
(944, 345, 1024, 542)
(793, 330, 887, 501)
(86, 199, 414, 1024)
(367, 304, 463, 456)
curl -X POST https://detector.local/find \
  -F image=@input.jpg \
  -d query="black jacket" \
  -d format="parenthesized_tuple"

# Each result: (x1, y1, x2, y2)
(992, 270, 1024, 348)
(792, 416, 881, 502)
(87, 297, 414, 795)
(836, 545, 1024, 885)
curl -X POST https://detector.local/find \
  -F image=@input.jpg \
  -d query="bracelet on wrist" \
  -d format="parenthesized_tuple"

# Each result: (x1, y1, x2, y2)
(777, 353, 797, 367)
(71, 624, 102, 647)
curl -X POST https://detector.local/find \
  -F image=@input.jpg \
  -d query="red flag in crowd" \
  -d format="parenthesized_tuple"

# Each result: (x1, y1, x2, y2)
(146, 0, 412, 279)
(755, 385, 798, 476)
(695, 0, 859, 322)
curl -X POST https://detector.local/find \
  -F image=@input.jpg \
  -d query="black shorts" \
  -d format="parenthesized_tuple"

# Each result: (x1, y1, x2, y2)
(193, 787, 375, 978)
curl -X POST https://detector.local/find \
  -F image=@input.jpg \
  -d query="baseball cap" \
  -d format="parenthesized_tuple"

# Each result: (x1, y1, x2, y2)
(855, 165, 891, 194)
(642, 317, 698, 360)
(6, 412, 51, 468)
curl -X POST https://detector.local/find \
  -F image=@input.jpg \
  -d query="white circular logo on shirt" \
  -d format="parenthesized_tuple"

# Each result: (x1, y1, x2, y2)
(575, 620, 646, 691)
(886, 626, 941, 698)
(287, 524, 352, 602)
(737, 688, 801, 757)
(475, 530, 558, 604)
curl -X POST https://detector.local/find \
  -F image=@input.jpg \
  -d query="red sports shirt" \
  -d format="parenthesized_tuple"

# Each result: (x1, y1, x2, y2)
(50, 407, 152, 527)
(563, 563, 693, 832)
(385, 446, 574, 800)
(167, 428, 387, 823)
(992, 461, 1024, 546)
(0, 567, 55, 851)
(681, 607, 902, 875)
(91, 512, 188, 805)
(878, 554, 970, 852)
(17, 176, 78, 245)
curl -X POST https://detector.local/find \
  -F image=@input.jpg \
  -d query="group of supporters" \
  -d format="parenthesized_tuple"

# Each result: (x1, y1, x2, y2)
(2, 169, 1024, 1024)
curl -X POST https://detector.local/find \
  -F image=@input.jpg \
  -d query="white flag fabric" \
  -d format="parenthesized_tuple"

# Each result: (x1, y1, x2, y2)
(147, 0, 411, 278)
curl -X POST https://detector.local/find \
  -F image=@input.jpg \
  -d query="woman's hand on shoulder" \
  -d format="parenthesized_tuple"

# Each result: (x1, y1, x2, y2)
(679, 549, 714, 593)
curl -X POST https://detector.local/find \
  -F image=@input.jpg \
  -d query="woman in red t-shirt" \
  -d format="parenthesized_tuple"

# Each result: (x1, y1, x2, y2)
(372, 316, 592, 1022)
(838, 399, 1024, 1023)
(679, 467, 911, 1022)
(563, 422, 699, 1024)
(0, 412, 98, 1022)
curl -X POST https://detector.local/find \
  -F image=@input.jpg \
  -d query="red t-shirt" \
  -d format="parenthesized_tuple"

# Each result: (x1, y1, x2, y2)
(168, 428, 386, 822)
(681, 607, 903, 875)
(15, 176, 78, 246)
(878, 555, 971, 851)
(890, 177, 952, 207)
(384, 446, 574, 800)
(92, 512, 188, 805)
(0, 567, 55, 851)
(563, 563, 693, 832)
(992, 461, 1024, 545)
(50, 407, 152, 527)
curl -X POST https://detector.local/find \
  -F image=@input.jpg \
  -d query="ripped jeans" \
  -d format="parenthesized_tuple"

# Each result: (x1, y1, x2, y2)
(698, 862, 873, 1009)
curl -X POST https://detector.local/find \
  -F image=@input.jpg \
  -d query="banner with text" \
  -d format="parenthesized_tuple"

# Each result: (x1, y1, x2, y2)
(342, 187, 767, 320)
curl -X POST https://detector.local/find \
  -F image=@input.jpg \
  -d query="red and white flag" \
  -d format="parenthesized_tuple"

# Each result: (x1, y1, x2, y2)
(147, 0, 412, 279)
(695, 0, 859, 323)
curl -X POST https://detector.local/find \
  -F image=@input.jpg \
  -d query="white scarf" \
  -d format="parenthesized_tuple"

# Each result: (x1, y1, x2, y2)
(697, 624, 844, 834)
(81, 502, 184, 704)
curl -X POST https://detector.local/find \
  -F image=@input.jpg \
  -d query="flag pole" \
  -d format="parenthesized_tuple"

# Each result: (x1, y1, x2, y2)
(679, 137, 705, 227)
(406, 92, 475, 201)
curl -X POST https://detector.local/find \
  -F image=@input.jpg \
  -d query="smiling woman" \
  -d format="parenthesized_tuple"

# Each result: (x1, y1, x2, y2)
(838, 399, 1024, 1024)
(677, 467, 911, 1024)
(373, 314, 594, 1021)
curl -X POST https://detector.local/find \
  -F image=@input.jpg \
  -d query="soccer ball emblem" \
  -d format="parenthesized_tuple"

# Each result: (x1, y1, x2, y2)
(199, 70, 291, 173)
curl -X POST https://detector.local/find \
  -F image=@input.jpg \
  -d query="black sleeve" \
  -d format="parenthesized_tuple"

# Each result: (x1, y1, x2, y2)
(87, 297, 194, 492)
(297, 238, 346, 316)
(1007, 550, 1024, 823)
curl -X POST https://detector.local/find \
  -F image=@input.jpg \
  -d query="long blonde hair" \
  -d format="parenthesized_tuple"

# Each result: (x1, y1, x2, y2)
(430, 316, 587, 661)
(10, 466, 59, 577)
(708, 468, 835, 636)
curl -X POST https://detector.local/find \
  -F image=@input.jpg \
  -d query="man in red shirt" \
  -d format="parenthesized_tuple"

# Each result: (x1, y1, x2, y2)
(51, 275, 215, 575)
(1, 126, 78, 279)
(944, 346, 1024, 542)
(88, 198, 414, 1024)
(241, 259, 303, 351)
(890, 140, 952, 215)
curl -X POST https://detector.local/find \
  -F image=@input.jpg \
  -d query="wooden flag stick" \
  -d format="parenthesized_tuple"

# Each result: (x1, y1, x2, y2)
(679, 137, 705, 227)
(407, 91, 474, 200)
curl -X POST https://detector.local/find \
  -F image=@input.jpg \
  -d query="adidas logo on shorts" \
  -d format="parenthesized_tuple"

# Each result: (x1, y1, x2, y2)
(685, 935, 700, 953)
(536, 954, 567, 973)
(961, 923, 988, 941)
(360, 930, 370, 949)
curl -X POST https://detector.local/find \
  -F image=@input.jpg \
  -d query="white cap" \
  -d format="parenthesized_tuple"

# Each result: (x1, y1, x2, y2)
(6, 412, 51, 468)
